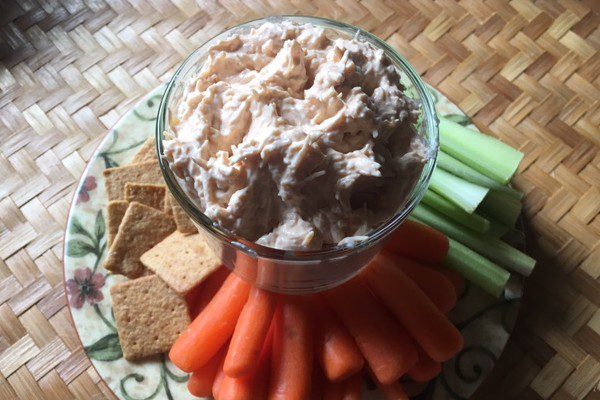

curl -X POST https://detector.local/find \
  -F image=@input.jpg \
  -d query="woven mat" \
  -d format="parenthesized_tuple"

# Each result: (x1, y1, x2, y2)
(0, 1, 598, 399)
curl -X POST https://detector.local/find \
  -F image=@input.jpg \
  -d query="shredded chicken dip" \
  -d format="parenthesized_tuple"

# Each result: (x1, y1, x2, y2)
(164, 21, 426, 250)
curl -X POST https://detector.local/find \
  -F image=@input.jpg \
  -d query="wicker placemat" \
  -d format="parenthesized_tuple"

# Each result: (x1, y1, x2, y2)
(0, 1, 598, 399)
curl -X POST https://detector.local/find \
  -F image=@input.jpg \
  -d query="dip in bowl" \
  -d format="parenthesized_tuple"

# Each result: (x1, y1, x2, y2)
(157, 15, 438, 294)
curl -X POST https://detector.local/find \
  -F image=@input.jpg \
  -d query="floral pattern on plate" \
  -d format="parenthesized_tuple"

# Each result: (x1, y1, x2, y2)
(64, 86, 522, 400)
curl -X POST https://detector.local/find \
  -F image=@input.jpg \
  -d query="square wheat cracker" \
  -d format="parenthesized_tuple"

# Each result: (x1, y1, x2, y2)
(104, 202, 176, 278)
(111, 275, 190, 360)
(164, 193, 174, 215)
(103, 161, 164, 201)
(131, 137, 158, 164)
(124, 183, 166, 211)
(141, 231, 221, 294)
(172, 202, 198, 234)
(107, 200, 129, 247)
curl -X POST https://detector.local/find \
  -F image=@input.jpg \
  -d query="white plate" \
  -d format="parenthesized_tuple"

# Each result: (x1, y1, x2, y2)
(63, 85, 522, 400)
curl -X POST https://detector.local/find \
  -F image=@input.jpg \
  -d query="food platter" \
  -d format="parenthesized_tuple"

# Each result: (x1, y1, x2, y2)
(64, 85, 523, 400)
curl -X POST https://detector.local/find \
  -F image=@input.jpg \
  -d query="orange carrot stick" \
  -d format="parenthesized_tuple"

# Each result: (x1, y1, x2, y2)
(385, 220, 449, 263)
(366, 253, 463, 362)
(268, 299, 313, 400)
(188, 346, 227, 397)
(385, 252, 457, 314)
(310, 362, 325, 400)
(218, 320, 274, 400)
(224, 286, 277, 377)
(325, 280, 418, 385)
(324, 374, 363, 400)
(368, 369, 409, 400)
(378, 382, 409, 400)
(408, 347, 442, 382)
(187, 346, 227, 398)
(212, 354, 226, 399)
(403, 380, 428, 398)
(324, 379, 344, 400)
(343, 373, 362, 400)
(313, 301, 364, 382)
(170, 274, 251, 372)
(432, 265, 465, 297)
(189, 267, 229, 318)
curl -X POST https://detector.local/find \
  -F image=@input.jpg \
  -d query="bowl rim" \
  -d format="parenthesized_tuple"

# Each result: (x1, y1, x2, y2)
(156, 14, 439, 262)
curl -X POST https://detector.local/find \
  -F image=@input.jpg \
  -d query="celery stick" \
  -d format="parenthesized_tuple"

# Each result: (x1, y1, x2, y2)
(444, 239, 510, 298)
(430, 168, 489, 213)
(478, 190, 522, 227)
(437, 152, 523, 200)
(422, 190, 490, 233)
(439, 117, 524, 185)
(486, 218, 511, 238)
(412, 205, 536, 276)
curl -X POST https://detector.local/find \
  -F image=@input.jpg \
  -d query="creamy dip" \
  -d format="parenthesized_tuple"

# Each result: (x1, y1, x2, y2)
(164, 21, 426, 250)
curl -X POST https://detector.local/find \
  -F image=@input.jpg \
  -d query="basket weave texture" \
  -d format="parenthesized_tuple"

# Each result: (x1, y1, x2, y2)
(0, 0, 598, 399)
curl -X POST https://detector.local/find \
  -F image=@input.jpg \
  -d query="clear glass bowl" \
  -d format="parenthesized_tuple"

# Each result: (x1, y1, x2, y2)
(156, 15, 439, 294)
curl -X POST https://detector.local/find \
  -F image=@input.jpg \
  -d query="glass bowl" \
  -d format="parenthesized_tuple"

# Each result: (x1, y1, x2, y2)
(156, 15, 439, 294)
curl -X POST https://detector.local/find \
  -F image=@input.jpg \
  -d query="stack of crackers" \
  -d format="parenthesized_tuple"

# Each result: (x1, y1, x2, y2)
(103, 137, 221, 361)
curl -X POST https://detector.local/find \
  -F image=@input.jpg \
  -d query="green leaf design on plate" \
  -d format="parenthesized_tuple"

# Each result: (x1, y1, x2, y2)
(69, 217, 88, 236)
(95, 210, 106, 241)
(85, 333, 123, 361)
(121, 373, 162, 400)
(67, 239, 96, 258)
(444, 113, 472, 126)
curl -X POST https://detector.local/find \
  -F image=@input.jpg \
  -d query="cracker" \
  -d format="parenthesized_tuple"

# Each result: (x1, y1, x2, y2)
(104, 202, 176, 278)
(107, 200, 129, 247)
(164, 193, 174, 216)
(141, 231, 221, 294)
(103, 161, 164, 201)
(124, 183, 166, 211)
(172, 202, 198, 235)
(131, 137, 158, 164)
(111, 275, 190, 361)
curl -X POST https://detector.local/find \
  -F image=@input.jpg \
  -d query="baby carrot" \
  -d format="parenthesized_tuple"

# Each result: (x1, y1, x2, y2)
(187, 346, 226, 398)
(366, 253, 463, 362)
(408, 347, 442, 382)
(310, 360, 325, 400)
(188, 267, 229, 318)
(218, 320, 274, 400)
(403, 381, 428, 398)
(386, 253, 457, 314)
(324, 379, 345, 400)
(324, 374, 363, 400)
(268, 299, 314, 400)
(212, 355, 226, 399)
(224, 286, 277, 377)
(368, 369, 409, 400)
(170, 273, 251, 372)
(325, 280, 418, 385)
(343, 373, 362, 400)
(385, 220, 449, 263)
(432, 265, 465, 297)
(313, 300, 364, 382)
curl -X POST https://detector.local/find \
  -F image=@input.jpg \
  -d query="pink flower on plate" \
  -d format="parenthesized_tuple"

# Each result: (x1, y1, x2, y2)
(77, 176, 97, 204)
(66, 268, 105, 309)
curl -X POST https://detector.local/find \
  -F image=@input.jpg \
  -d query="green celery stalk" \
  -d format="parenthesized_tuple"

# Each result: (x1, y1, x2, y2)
(437, 152, 523, 200)
(430, 168, 489, 213)
(444, 239, 510, 298)
(478, 190, 522, 228)
(485, 218, 511, 238)
(422, 190, 490, 233)
(439, 117, 524, 185)
(412, 204, 536, 276)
